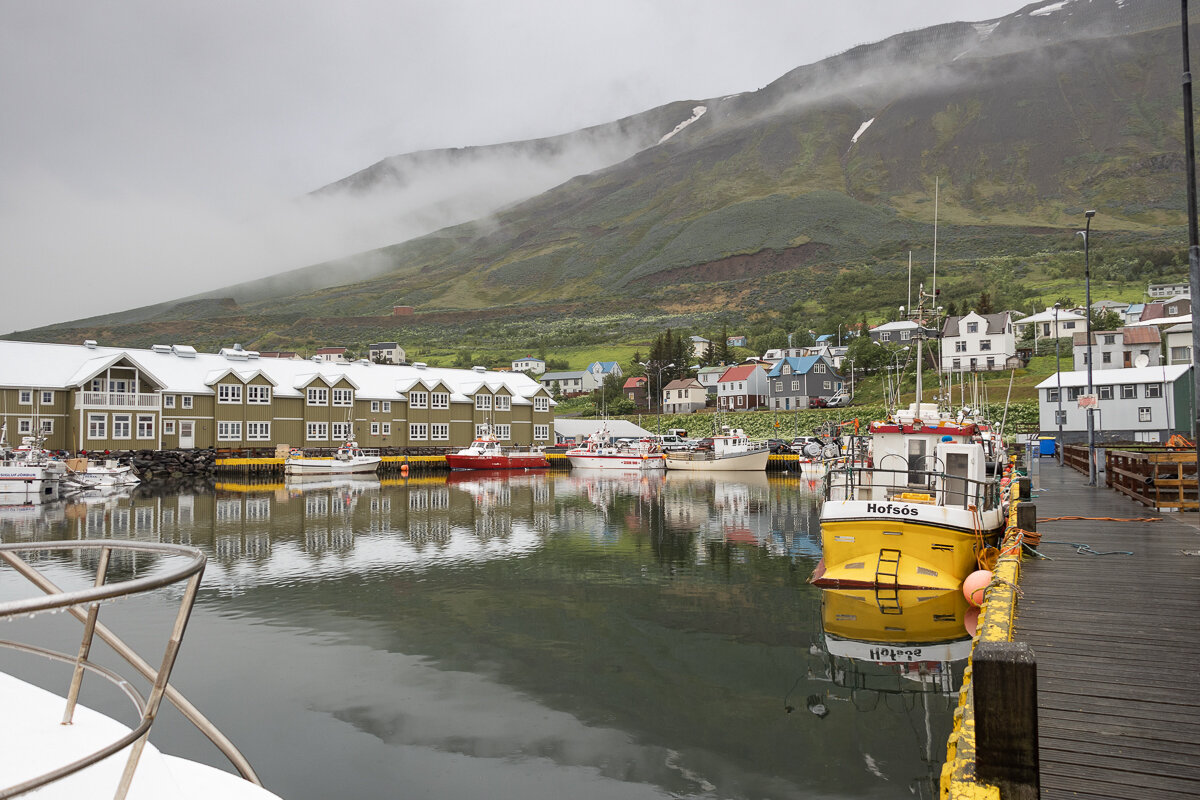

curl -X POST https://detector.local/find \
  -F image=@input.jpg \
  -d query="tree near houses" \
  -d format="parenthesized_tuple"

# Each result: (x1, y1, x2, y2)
(975, 291, 995, 315)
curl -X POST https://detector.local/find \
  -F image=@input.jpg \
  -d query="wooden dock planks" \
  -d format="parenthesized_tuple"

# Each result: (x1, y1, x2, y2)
(1013, 460, 1200, 799)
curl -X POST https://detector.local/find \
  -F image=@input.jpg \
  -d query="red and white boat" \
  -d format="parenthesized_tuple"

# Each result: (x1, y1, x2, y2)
(565, 428, 666, 471)
(445, 430, 549, 470)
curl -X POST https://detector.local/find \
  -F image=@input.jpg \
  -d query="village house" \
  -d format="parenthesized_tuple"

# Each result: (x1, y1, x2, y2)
(1165, 322, 1193, 365)
(623, 376, 648, 407)
(716, 364, 768, 411)
(0, 340, 555, 453)
(511, 356, 546, 375)
(765, 356, 842, 410)
(868, 320, 937, 345)
(695, 366, 724, 396)
(539, 370, 597, 397)
(587, 361, 623, 381)
(1011, 306, 1085, 343)
(941, 311, 1019, 373)
(1036, 364, 1193, 444)
(726, 335, 748, 348)
(367, 342, 405, 364)
(689, 336, 711, 358)
(313, 347, 350, 363)
(1072, 327, 1161, 371)
(1148, 281, 1190, 298)
(661, 378, 706, 414)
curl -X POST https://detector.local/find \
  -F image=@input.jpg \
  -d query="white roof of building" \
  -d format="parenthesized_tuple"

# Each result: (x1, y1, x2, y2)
(553, 419, 652, 440)
(0, 340, 552, 405)
(1015, 306, 1087, 324)
(1127, 313, 1192, 327)
(1035, 364, 1190, 390)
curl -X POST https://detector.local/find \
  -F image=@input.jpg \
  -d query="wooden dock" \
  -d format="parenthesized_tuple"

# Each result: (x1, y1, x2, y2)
(1014, 459, 1200, 799)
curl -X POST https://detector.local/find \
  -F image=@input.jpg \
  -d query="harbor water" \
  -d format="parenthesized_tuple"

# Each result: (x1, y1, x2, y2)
(0, 470, 968, 800)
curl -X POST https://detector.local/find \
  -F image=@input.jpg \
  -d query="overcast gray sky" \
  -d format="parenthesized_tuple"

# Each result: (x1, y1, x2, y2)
(0, 0, 1031, 334)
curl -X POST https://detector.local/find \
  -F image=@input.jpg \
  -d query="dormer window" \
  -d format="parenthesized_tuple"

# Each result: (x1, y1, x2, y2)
(476, 394, 492, 410)
(966, 322, 979, 334)
(217, 384, 242, 404)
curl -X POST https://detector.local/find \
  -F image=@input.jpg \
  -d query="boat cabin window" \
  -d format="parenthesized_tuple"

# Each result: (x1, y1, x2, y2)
(907, 439, 927, 486)
(944, 452, 970, 508)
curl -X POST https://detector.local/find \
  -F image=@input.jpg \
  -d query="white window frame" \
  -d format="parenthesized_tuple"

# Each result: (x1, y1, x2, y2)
(112, 414, 132, 440)
(247, 421, 271, 441)
(409, 391, 428, 409)
(1098, 385, 1113, 400)
(495, 395, 511, 411)
(533, 397, 549, 412)
(1145, 383, 1163, 399)
(431, 423, 449, 441)
(307, 387, 328, 406)
(182, 395, 193, 409)
(494, 424, 511, 440)
(475, 394, 492, 410)
(88, 414, 106, 439)
(381, 401, 391, 412)
(331, 422, 351, 441)
(370, 422, 380, 435)
(1138, 407, 1152, 423)
(40, 390, 54, 405)
(1046, 388, 1059, 402)
(17, 418, 32, 435)
(18, 390, 31, 405)
(370, 401, 380, 412)
(39, 419, 53, 434)
(409, 423, 428, 441)
(381, 423, 390, 436)
(1054, 409, 1067, 425)
(534, 424, 549, 441)
(217, 383, 242, 404)
(247, 385, 272, 404)
(1121, 385, 1137, 399)
(164, 420, 177, 435)
(136, 415, 154, 439)
(979, 340, 992, 351)
(476, 424, 489, 437)
(306, 422, 328, 441)
(332, 388, 354, 407)
(967, 322, 979, 334)
(217, 421, 242, 441)
(430, 393, 448, 409)
(164, 395, 176, 409)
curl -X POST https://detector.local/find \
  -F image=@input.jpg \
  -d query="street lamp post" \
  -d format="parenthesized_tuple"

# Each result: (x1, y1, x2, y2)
(1080, 210, 1097, 485)
(1054, 302, 1064, 466)
(640, 361, 674, 435)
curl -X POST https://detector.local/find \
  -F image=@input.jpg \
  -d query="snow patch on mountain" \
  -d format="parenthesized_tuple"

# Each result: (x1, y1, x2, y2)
(659, 106, 707, 143)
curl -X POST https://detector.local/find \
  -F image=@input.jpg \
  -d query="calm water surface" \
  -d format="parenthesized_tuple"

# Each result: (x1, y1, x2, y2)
(0, 469, 968, 800)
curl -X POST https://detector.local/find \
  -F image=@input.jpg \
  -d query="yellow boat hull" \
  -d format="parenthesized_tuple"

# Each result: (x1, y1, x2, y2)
(813, 511, 1001, 591)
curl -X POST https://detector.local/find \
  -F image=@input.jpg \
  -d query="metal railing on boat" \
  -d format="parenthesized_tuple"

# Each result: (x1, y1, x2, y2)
(0, 540, 264, 800)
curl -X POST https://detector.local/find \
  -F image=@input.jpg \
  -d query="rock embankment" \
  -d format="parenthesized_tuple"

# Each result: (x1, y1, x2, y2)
(92, 448, 219, 484)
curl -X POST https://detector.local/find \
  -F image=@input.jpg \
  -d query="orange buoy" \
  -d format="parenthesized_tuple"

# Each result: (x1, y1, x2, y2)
(963, 569, 993, 607)
(964, 606, 980, 638)
(400, 464, 409, 476)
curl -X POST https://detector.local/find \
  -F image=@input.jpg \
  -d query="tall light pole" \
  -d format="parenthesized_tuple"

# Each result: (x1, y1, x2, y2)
(641, 361, 674, 435)
(1054, 302, 1064, 466)
(1080, 210, 1097, 485)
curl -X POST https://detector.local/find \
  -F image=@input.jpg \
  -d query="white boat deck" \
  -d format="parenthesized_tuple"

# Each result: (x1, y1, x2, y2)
(0, 671, 281, 799)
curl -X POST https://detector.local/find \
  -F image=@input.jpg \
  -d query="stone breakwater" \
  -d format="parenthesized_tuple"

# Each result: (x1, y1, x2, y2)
(97, 448, 220, 483)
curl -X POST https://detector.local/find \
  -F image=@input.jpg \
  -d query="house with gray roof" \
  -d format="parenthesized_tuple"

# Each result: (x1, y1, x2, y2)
(539, 370, 597, 397)
(941, 311, 1018, 372)
(1072, 327, 1161, 371)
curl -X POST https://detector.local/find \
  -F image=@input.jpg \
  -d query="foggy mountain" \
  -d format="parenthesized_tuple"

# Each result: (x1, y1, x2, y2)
(16, 0, 1197, 346)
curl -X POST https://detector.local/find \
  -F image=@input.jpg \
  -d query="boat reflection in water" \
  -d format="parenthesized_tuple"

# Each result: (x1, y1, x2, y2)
(805, 587, 973, 798)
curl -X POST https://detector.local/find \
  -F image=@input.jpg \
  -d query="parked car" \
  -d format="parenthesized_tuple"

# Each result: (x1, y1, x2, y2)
(766, 439, 792, 454)
(694, 437, 715, 451)
(652, 434, 692, 451)
(825, 392, 852, 408)
(808, 397, 829, 409)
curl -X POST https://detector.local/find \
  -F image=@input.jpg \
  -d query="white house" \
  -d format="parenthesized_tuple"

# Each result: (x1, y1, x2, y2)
(367, 342, 405, 365)
(695, 366, 724, 395)
(661, 378, 707, 414)
(539, 370, 597, 396)
(940, 312, 1018, 373)
(1165, 322, 1193, 365)
(1037, 364, 1194, 443)
(1148, 281, 1190, 298)
(1071, 327, 1161, 371)
(313, 347, 349, 363)
(689, 336, 711, 358)
(511, 356, 546, 375)
(1012, 307, 1086, 343)
(586, 361, 623, 381)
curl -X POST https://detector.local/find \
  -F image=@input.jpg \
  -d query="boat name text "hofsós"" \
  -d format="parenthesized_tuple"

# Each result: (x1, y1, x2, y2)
(865, 502, 920, 516)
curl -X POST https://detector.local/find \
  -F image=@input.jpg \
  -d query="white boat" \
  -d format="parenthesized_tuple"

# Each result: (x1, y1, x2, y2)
(0, 430, 67, 502)
(565, 428, 666, 471)
(664, 428, 770, 472)
(284, 440, 381, 475)
(67, 457, 142, 488)
(0, 540, 280, 800)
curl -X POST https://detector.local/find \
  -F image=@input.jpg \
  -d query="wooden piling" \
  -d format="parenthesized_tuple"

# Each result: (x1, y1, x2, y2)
(974, 641, 1040, 800)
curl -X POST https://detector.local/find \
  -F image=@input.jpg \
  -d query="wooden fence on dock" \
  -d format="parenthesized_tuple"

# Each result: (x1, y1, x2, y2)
(1058, 444, 1198, 511)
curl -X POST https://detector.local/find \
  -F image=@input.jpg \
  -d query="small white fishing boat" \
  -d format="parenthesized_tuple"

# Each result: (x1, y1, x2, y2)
(565, 428, 666, 471)
(664, 428, 769, 472)
(284, 441, 381, 475)
(0, 430, 67, 502)
(67, 457, 141, 488)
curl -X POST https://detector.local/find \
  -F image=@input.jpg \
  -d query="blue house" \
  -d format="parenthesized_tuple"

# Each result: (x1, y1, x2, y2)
(766, 356, 843, 410)
(586, 361, 623, 380)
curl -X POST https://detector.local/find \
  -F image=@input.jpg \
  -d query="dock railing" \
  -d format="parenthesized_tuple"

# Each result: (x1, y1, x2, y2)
(0, 541, 264, 799)
(1106, 448, 1198, 511)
